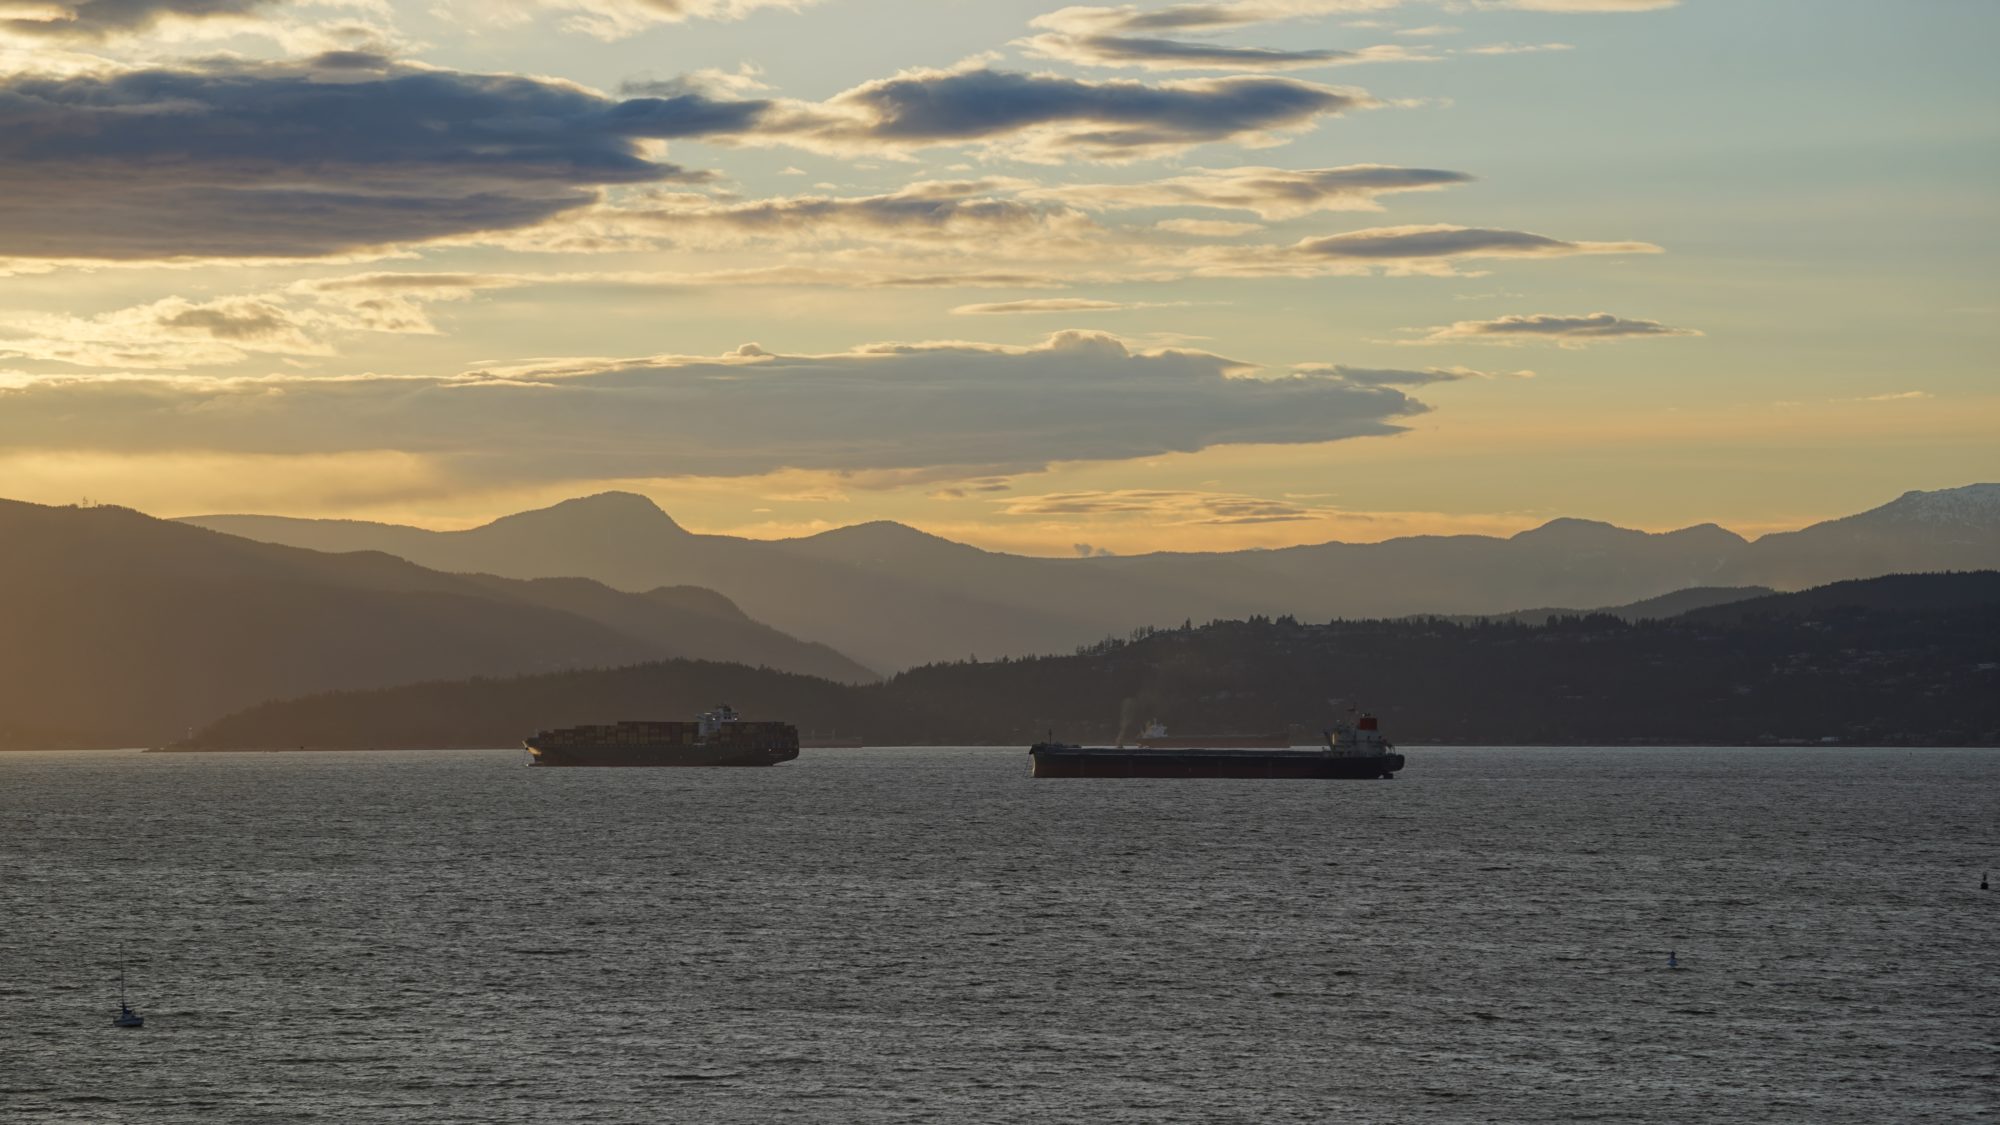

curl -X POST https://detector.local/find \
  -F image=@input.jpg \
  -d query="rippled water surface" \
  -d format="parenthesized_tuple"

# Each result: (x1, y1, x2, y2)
(3, 747, 1996, 1123)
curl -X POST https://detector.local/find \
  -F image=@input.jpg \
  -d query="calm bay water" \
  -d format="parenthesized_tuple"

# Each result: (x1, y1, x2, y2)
(2, 746, 1995, 1123)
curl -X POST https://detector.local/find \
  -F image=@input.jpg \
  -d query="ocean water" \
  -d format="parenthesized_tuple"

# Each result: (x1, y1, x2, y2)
(1, 746, 1994, 1124)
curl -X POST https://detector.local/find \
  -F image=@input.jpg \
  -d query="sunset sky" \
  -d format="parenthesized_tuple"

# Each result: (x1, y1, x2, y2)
(2, 0, 1994, 554)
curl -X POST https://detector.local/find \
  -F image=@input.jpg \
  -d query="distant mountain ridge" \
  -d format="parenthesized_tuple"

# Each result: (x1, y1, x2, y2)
(186, 485, 2000, 671)
(0, 499, 873, 749)
(1436, 585, 1778, 626)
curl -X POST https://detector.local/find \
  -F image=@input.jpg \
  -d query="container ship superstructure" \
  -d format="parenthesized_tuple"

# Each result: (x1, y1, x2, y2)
(525, 705, 799, 768)
(1033, 713, 1404, 779)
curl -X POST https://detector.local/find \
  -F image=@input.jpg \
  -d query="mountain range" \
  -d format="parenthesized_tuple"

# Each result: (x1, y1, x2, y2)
(0, 499, 871, 749)
(186, 484, 2000, 672)
(176, 572, 2000, 752)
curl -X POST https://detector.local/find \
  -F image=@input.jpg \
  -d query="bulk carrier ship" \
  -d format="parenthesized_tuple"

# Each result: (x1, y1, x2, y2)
(1032, 713, 1404, 779)
(525, 705, 799, 768)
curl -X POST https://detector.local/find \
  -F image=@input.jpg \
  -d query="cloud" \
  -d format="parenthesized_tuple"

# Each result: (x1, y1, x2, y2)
(950, 298, 1181, 315)
(1464, 42, 1574, 54)
(1020, 33, 1433, 71)
(1155, 218, 1265, 236)
(0, 332, 1429, 483)
(297, 273, 529, 296)
(1018, 3, 1436, 80)
(1031, 3, 1408, 36)
(1292, 363, 1531, 383)
(0, 0, 278, 41)
(1294, 225, 1660, 261)
(929, 477, 1015, 500)
(581, 266, 1086, 290)
(509, 198, 1655, 282)
(1033, 0, 1679, 24)
(733, 268, 1086, 289)
(1196, 225, 1663, 277)
(766, 66, 1378, 160)
(1412, 311, 1701, 346)
(519, 0, 818, 38)
(1026, 164, 1473, 218)
(604, 180, 1104, 249)
(565, 168, 1475, 261)
(1850, 391, 1931, 402)
(0, 1, 411, 56)
(0, 274, 518, 369)
(282, 265, 1087, 296)
(0, 56, 760, 262)
(1470, 1, 1677, 10)
(0, 296, 321, 369)
(0, 53, 1390, 265)
(1001, 488, 1338, 526)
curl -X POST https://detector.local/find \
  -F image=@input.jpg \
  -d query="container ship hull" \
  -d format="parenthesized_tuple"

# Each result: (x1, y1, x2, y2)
(528, 743, 799, 768)
(1031, 745, 1404, 779)
(526, 712, 799, 768)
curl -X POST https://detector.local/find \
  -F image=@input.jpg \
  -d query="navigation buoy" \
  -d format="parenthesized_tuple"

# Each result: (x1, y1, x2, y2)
(1983, 872, 1990, 891)
(1667, 950, 1679, 970)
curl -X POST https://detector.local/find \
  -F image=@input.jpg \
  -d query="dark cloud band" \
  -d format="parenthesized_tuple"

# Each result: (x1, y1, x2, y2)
(1416, 312, 1702, 345)
(0, 58, 756, 260)
(1020, 32, 1425, 71)
(0, 0, 278, 40)
(0, 333, 1427, 481)
(1295, 225, 1658, 260)
(781, 68, 1375, 158)
(0, 57, 1379, 261)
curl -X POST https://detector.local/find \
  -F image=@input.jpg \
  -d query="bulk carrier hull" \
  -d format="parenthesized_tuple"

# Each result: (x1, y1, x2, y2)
(1031, 745, 1404, 779)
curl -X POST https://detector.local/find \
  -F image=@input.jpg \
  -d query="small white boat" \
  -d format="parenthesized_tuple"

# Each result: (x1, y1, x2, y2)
(112, 969, 144, 1029)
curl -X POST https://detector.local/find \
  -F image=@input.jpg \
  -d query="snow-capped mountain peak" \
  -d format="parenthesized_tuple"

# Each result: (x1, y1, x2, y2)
(1868, 484, 2000, 529)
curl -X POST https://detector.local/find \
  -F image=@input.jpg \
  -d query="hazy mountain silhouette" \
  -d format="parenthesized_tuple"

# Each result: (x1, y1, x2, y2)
(186, 484, 2000, 672)
(0, 499, 872, 748)
(176, 572, 2000, 752)
(191, 495, 1100, 671)
(1435, 585, 1777, 626)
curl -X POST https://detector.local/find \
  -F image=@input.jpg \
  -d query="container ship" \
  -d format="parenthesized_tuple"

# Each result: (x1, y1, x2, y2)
(1033, 714, 1404, 779)
(1130, 719, 1291, 749)
(525, 705, 799, 768)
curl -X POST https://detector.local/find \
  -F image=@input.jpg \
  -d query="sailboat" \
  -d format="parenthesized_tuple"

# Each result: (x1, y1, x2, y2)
(112, 967, 144, 1029)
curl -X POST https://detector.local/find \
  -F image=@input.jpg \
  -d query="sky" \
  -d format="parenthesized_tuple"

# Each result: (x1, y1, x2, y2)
(0, 0, 1995, 555)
